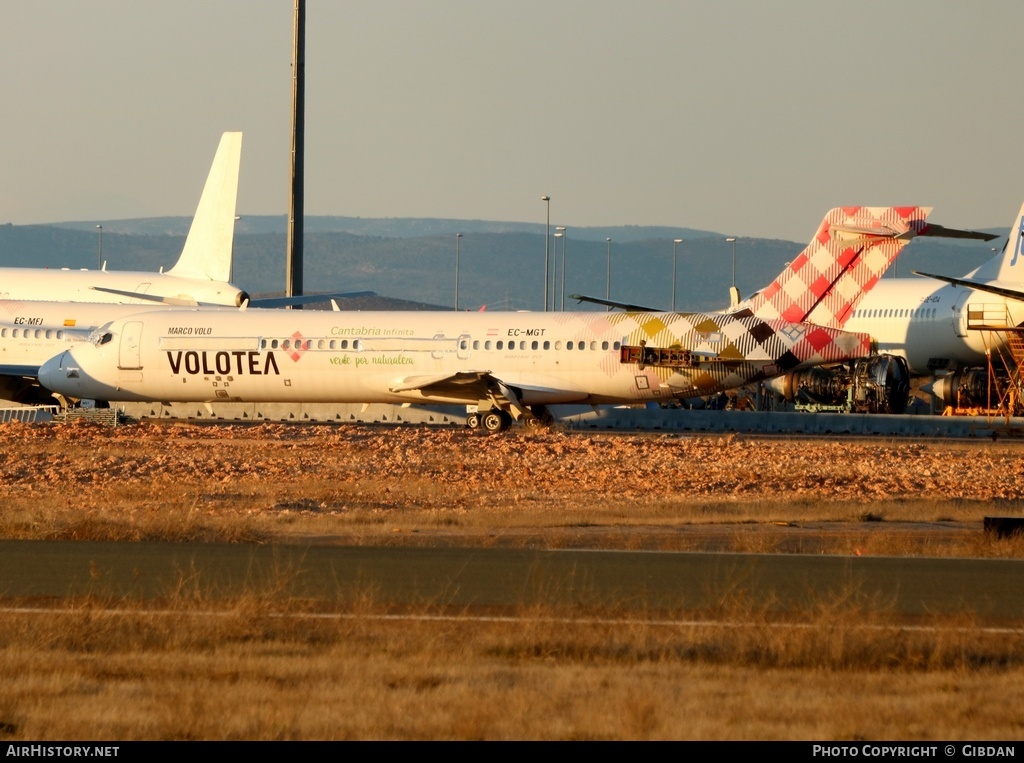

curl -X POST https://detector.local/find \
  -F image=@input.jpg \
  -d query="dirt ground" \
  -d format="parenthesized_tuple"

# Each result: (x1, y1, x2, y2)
(1, 419, 1021, 554)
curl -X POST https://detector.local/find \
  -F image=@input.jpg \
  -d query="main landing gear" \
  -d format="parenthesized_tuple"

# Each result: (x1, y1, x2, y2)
(466, 410, 513, 433)
(466, 405, 553, 433)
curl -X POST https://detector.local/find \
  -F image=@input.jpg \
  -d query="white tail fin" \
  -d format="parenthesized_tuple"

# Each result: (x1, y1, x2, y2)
(966, 199, 1024, 283)
(166, 132, 242, 282)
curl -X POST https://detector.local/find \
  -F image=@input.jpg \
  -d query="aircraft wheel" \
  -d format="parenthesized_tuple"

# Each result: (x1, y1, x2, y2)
(498, 410, 513, 431)
(482, 411, 505, 433)
(524, 406, 553, 429)
(466, 413, 481, 430)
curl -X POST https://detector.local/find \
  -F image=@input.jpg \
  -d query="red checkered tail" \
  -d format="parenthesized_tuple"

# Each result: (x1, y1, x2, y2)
(728, 207, 933, 329)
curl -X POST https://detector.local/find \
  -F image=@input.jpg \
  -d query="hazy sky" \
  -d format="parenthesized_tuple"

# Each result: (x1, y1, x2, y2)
(3, 1, 1023, 241)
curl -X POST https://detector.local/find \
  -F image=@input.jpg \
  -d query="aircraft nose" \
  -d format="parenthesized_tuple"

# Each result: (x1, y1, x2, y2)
(38, 351, 76, 393)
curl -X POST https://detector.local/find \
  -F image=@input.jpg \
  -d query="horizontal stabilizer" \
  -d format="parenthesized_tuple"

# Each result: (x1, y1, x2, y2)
(568, 293, 660, 312)
(912, 271, 1024, 303)
(917, 224, 998, 242)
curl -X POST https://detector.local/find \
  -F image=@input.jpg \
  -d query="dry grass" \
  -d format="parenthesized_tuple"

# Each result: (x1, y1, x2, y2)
(1, 582, 1024, 741)
(3, 421, 1024, 739)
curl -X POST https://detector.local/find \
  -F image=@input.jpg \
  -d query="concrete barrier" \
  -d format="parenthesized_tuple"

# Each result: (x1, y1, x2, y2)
(112, 400, 1024, 439)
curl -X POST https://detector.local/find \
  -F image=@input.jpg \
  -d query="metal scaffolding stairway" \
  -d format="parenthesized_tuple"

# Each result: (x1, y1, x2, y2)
(967, 304, 1024, 420)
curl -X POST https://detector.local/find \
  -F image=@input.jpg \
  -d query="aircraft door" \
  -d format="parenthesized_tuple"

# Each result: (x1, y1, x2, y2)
(457, 334, 471, 360)
(118, 320, 144, 370)
(953, 291, 970, 338)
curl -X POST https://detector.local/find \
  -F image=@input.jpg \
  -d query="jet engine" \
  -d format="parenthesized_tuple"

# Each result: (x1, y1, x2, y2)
(764, 355, 911, 414)
(929, 369, 1003, 409)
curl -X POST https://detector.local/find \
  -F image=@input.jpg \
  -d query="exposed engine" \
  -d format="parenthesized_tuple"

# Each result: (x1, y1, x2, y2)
(929, 368, 1009, 409)
(764, 355, 911, 414)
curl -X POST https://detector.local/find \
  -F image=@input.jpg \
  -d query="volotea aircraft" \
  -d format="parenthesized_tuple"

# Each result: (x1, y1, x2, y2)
(762, 202, 1020, 412)
(40, 206, 968, 431)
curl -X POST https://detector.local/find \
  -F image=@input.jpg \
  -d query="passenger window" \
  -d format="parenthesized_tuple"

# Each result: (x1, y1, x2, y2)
(531, 340, 538, 350)
(567, 341, 574, 350)
(602, 341, 609, 350)
(543, 341, 550, 350)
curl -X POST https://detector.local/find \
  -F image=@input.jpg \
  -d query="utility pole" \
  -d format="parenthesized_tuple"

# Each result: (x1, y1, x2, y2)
(285, 0, 305, 307)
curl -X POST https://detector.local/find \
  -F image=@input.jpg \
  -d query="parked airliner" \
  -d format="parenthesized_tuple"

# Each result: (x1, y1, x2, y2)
(40, 207, 950, 430)
(1, 132, 248, 307)
(763, 201, 1022, 411)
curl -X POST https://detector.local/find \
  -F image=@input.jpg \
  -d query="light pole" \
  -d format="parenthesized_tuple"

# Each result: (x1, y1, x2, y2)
(555, 226, 566, 310)
(557, 229, 565, 309)
(725, 236, 738, 307)
(96, 225, 103, 269)
(559, 226, 568, 311)
(672, 238, 683, 311)
(606, 237, 612, 311)
(455, 233, 462, 311)
(541, 195, 551, 311)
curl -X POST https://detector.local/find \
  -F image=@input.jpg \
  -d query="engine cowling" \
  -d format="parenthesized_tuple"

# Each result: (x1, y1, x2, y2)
(764, 355, 911, 414)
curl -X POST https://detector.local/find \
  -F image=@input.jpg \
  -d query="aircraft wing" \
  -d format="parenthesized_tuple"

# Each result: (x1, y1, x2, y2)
(0, 364, 47, 379)
(567, 293, 661, 312)
(390, 370, 591, 407)
(92, 287, 377, 309)
(390, 371, 494, 394)
(912, 271, 1024, 303)
(246, 291, 377, 308)
(90, 287, 202, 306)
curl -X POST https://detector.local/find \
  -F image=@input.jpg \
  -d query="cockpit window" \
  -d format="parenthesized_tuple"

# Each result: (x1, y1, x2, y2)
(87, 322, 115, 346)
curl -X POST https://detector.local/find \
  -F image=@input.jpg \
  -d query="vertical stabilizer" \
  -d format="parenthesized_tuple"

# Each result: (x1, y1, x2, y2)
(731, 206, 932, 329)
(966, 200, 1024, 283)
(166, 132, 242, 282)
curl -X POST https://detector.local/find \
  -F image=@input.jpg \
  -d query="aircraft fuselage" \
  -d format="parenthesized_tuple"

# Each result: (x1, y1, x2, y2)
(39, 308, 871, 407)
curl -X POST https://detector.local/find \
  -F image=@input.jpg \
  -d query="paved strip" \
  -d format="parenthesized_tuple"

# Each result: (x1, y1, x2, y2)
(2, 540, 1023, 618)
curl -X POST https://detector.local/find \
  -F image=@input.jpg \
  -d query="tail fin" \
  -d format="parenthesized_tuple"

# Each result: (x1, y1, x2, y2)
(965, 199, 1024, 283)
(166, 132, 242, 282)
(731, 206, 932, 329)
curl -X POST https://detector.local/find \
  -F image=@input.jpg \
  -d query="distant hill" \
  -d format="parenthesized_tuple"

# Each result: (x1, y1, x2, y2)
(0, 216, 1003, 313)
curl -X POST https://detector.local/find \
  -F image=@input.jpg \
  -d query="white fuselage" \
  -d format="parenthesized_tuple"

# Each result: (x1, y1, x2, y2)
(0, 268, 247, 307)
(846, 277, 1022, 374)
(0, 300, 245, 382)
(39, 308, 870, 407)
